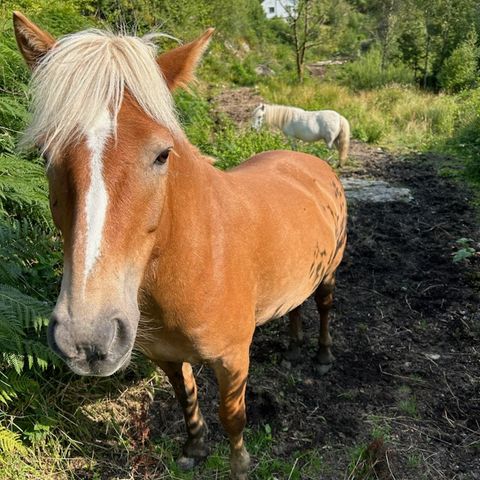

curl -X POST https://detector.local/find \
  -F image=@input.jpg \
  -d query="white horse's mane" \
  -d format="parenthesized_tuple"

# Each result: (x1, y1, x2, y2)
(263, 104, 304, 129)
(23, 29, 181, 161)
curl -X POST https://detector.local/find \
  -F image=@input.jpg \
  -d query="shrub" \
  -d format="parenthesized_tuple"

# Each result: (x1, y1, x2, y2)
(230, 58, 257, 86)
(439, 31, 479, 93)
(175, 89, 215, 147)
(206, 122, 289, 169)
(336, 49, 414, 90)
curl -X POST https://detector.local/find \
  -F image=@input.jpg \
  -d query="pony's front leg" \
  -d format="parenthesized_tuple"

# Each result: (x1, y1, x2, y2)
(288, 137, 298, 150)
(157, 361, 209, 469)
(213, 351, 251, 479)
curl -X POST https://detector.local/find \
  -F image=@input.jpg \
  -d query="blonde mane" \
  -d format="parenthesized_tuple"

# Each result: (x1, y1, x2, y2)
(264, 104, 300, 129)
(23, 29, 182, 161)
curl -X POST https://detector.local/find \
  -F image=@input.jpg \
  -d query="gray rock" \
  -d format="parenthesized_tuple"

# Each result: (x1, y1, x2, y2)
(341, 177, 413, 203)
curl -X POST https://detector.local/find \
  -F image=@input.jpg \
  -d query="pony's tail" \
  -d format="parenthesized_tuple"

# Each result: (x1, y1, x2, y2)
(335, 116, 350, 167)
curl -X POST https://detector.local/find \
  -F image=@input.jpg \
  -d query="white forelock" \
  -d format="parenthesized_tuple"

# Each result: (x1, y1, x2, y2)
(23, 29, 181, 162)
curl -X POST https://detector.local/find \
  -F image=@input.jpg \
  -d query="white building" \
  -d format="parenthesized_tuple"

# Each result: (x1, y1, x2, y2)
(262, 0, 296, 19)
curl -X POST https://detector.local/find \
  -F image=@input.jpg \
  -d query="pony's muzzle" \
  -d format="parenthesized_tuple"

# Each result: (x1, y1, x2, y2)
(48, 312, 134, 376)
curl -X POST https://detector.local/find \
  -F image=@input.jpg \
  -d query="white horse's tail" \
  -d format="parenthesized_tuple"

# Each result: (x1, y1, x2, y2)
(335, 116, 350, 166)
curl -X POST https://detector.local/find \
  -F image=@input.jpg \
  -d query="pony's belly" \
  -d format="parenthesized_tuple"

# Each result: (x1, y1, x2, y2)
(255, 259, 326, 326)
(285, 120, 321, 143)
(255, 284, 315, 325)
(295, 126, 321, 143)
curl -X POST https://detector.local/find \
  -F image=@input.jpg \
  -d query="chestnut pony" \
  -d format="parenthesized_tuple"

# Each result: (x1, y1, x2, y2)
(13, 12, 347, 479)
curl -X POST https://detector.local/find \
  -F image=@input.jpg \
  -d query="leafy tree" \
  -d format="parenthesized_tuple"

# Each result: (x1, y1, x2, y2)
(439, 31, 479, 93)
(283, 0, 355, 82)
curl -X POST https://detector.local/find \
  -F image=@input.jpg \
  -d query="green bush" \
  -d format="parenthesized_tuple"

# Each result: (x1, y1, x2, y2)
(230, 58, 257, 86)
(175, 89, 215, 147)
(336, 49, 414, 90)
(206, 121, 289, 170)
(439, 32, 479, 93)
(441, 88, 480, 181)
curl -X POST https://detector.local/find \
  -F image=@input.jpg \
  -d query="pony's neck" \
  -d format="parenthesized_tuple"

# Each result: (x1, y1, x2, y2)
(155, 137, 218, 251)
(265, 105, 294, 129)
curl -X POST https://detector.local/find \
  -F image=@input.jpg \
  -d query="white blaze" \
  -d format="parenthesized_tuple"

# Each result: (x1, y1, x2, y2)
(84, 110, 112, 280)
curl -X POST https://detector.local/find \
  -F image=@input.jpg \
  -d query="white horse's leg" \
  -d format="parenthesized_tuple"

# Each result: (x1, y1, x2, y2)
(322, 136, 335, 162)
(288, 137, 298, 150)
(325, 134, 335, 149)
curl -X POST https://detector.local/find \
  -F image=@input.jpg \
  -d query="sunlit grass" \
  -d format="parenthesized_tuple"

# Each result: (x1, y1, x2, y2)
(258, 79, 474, 153)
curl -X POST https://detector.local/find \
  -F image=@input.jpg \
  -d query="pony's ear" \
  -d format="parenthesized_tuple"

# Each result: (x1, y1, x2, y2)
(13, 11, 55, 70)
(157, 28, 214, 91)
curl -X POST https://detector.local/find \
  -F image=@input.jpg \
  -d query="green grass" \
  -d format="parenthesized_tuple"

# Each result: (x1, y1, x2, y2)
(258, 78, 480, 161)
(396, 386, 419, 418)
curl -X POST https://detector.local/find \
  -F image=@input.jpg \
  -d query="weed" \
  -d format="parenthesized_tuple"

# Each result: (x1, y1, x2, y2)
(347, 439, 385, 480)
(398, 397, 418, 417)
(452, 238, 478, 263)
(407, 453, 422, 468)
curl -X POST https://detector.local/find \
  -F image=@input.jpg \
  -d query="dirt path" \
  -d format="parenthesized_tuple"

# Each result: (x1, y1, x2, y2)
(134, 89, 480, 480)
(247, 149, 480, 479)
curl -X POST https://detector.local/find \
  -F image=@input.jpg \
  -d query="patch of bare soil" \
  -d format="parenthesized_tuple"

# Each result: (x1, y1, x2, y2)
(248, 148, 480, 479)
(211, 86, 263, 126)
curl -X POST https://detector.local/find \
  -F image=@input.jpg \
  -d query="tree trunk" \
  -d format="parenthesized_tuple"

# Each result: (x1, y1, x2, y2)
(380, 0, 396, 73)
(423, 30, 431, 89)
(296, 53, 304, 82)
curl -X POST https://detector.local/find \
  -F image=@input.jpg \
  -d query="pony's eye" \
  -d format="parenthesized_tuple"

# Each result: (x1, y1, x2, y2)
(154, 148, 171, 166)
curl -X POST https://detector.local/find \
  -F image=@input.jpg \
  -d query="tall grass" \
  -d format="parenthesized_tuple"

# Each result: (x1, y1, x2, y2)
(259, 79, 465, 149)
(333, 48, 415, 90)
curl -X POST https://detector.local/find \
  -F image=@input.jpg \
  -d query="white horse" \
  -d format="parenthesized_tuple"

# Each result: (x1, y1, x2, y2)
(252, 103, 350, 166)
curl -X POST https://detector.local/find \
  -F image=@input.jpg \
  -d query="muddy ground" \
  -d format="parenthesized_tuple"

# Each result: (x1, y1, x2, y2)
(74, 90, 480, 480)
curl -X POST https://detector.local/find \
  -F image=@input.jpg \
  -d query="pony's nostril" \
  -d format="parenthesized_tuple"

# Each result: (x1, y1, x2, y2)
(113, 317, 130, 344)
(81, 316, 126, 363)
(48, 315, 77, 360)
(105, 317, 118, 351)
(83, 345, 106, 363)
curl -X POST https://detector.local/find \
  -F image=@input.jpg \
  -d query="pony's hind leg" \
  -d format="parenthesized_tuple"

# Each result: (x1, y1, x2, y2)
(285, 306, 304, 361)
(157, 361, 209, 469)
(314, 275, 336, 375)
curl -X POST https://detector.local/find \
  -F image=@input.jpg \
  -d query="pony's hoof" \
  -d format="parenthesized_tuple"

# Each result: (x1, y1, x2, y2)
(314, 348, 334, 375)
(183, 435, 210, 461)
(177, 456, 196, 471)
(230, 446, 250, 479)
(314, 363, 332, 376)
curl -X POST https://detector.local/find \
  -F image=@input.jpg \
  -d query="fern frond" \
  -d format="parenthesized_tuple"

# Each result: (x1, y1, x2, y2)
(0, 425, 27, 454)
(0, 284, 51, 330)
(0, 154, 50, 222)
(0, 284, 56, 375)
(0, 96, 28, 131)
